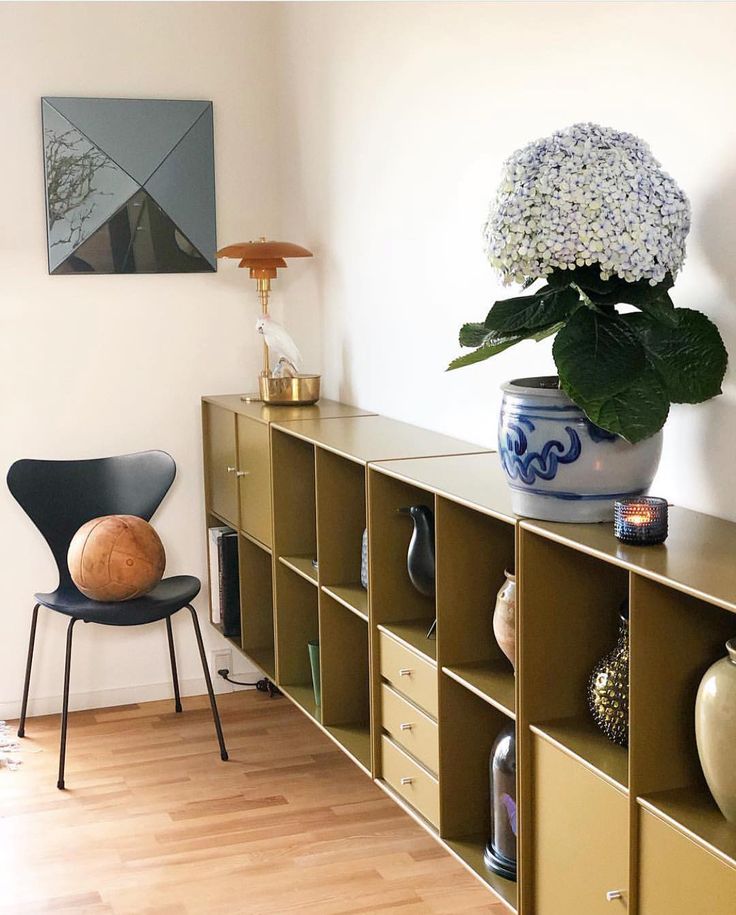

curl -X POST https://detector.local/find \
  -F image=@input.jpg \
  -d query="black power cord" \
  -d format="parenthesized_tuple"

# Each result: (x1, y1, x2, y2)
(217, 668, 282, 697)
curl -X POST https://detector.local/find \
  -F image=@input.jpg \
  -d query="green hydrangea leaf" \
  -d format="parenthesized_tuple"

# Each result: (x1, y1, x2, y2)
(447, 334, 522, 370)
(459, 322, 495, 348)
(561, 266, 674, 307)
(626, 308, 728, 403)
(633, 291, 678, 327)
(484, 286, 580, 334)
(552, 308, 647, 399)
(529, 321, 564, 342)
(563, 368, 670, 444)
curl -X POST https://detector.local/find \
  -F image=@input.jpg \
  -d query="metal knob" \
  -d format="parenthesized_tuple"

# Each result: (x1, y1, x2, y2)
(226, 465, 237, 473)
(235, 470, 249, 477)
(400, 777, 414, 785)
(399, 668, 413, 677)
(400, 723, 413, 731)
(606, 891, 623, 902)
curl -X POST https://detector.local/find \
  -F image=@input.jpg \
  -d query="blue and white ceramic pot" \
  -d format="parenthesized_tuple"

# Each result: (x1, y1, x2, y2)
(498, 376, 662, 523)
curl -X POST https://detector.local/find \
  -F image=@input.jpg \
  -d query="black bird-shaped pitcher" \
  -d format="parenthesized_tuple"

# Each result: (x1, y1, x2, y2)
(398, 505, 435, 598)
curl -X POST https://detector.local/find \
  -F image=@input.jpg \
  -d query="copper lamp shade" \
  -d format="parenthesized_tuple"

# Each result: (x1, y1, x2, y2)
(217, 239, 312, 279)
(217, 237, 317, 404)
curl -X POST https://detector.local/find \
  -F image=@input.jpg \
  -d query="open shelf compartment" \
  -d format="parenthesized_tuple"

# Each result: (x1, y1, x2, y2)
(439, 672, 518, 912)
(271, 427, 317, 569)
(205, 513, 242, 651)
(319, 590, 371, 773)
(315, 446, 368, 617)
(239, 533, 275, 680)
(274, 562, 321, 723)
(519, 526, 630, 791)
(368, 469, 437, 645)
(436, 495, 516, 717)
(630, 572, 736, 866)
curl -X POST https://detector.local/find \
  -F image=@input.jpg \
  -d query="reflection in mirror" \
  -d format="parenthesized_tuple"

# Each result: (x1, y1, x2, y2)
(53, 189, 213, 274)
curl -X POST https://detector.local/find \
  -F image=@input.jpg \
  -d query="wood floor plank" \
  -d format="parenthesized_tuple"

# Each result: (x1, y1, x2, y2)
(2, 692, 503, 913)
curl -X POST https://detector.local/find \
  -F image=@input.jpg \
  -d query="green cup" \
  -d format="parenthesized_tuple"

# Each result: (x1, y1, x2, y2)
(308, 639, 321, 707)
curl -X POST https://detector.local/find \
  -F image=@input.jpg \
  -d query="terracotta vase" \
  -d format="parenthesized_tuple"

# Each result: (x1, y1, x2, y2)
(695, 638, 736, 823)
(493, 570, 516, 670)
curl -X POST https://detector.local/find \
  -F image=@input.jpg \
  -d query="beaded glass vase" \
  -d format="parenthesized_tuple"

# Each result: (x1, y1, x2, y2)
(588, 601, 629, 747)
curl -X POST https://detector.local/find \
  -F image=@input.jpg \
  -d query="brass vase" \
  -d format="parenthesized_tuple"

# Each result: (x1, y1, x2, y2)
(587, 601, 629, 748)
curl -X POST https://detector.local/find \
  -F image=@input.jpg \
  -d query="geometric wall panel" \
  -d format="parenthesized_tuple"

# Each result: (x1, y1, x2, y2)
(145, 106, 217, 270)
(42, 97, 216, 274)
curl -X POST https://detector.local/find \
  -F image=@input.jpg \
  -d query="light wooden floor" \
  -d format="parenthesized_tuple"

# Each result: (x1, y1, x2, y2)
(1, 691, 505, 914)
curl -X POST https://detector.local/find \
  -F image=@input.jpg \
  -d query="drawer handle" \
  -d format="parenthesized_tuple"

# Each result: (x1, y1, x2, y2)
(235, 470, 249, 477)
(606, 891, 623, 902)
(400, 777, 414, 785)
(399, 723, 414, 731)
(399, 668, 414, 677)
(226, 465, 237, 473)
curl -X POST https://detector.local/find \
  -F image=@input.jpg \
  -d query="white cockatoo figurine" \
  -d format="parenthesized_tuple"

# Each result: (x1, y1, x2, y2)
(256, 315, 303, 375)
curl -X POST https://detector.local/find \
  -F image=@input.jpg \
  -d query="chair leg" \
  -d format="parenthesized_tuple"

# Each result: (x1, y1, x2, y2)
(186, 604, 228, 761)
(165, 616, 183, 713)
(18, 603, 40, 738)
(57, 617, 77, 790)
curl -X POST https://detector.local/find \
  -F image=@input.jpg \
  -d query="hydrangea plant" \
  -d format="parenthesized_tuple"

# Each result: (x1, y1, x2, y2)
(450, 123, 727, 443)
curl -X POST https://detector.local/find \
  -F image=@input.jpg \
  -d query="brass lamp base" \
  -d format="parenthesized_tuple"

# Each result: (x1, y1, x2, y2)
(256, 373, 321, 405)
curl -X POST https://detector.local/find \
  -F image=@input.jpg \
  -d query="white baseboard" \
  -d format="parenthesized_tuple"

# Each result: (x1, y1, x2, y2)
(0, 662, 264, 721)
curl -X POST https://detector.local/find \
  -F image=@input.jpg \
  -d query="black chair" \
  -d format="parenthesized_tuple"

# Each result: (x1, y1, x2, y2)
(7, 450, 228, 789)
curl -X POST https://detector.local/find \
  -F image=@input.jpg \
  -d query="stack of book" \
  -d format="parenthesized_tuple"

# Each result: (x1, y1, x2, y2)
(208, 526, 241, 638)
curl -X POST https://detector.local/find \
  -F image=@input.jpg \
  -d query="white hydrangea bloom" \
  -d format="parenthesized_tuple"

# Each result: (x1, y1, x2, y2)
(484, 123, 690, 286)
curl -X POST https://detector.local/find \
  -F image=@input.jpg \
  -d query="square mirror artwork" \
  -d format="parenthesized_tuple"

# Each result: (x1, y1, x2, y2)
(41, 97, 216, 274)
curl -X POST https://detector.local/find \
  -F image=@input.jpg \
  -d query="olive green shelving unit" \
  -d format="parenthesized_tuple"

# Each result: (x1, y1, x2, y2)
(201, 395, 736, 914)
(269, 415, 487, 776)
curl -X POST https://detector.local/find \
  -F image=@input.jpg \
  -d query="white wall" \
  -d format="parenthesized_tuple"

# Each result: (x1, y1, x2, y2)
(0, 2, 280, 717)
(273, 1, 736, 520)
(4, 1, 736, 718)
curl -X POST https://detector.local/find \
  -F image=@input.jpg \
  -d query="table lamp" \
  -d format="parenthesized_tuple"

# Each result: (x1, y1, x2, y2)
(217, 237, 320, 404)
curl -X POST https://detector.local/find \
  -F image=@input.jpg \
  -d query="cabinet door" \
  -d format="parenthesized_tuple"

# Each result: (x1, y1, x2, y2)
(533, 736, 629, 913)
(204, 403, 239, 527)
(639, 809, 736, 915)
(237, 415, 272, 548)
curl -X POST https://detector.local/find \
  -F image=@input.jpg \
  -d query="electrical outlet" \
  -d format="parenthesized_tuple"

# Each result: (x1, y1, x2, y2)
(212, 648, 233, 692)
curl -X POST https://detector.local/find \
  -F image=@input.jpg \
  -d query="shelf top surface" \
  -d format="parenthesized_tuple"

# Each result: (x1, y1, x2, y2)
(202, 393, 374, 425)
(270, 414, 487, 464)
(521, 507, 736, 614)
(639, 786, 736, 868)
(371, 452, 514, 523)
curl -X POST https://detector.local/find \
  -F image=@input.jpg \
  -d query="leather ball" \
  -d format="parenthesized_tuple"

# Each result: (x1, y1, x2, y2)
(68, 515, 165, 601)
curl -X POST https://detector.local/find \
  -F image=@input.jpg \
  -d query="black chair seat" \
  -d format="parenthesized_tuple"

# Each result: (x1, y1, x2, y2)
(36, 575, 201, 626)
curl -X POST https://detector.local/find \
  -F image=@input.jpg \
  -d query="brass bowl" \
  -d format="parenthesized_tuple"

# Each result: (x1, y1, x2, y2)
(258, 373, 321, 405)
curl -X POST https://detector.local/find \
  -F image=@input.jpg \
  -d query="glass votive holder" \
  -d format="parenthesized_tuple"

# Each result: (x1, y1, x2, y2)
(614, 497, 668, 545)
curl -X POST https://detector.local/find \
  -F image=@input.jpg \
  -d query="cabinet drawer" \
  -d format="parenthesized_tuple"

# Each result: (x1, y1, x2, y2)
(381, 683, 438, 774)
(639, 807, 736, 915)
(379, 630, 437, 718)
(381, 735, 439, 827)
(533, 735, 629, 913)
(203, 403, 239, 527)
(237, 415, 272, 548)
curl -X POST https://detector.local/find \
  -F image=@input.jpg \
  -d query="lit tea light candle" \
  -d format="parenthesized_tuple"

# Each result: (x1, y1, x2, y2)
(614, 497, 668, 545)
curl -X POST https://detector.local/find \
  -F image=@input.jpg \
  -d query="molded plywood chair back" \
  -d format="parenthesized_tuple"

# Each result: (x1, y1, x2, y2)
(7, 451, 175, 591)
